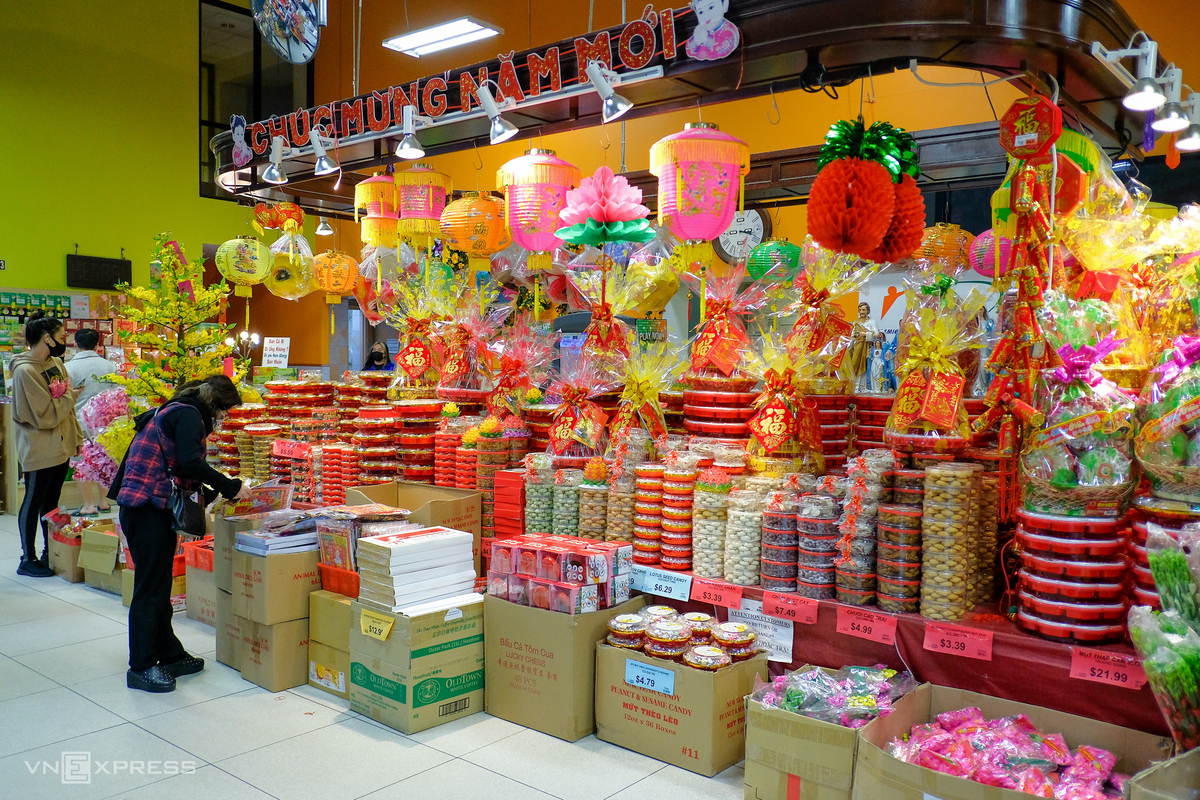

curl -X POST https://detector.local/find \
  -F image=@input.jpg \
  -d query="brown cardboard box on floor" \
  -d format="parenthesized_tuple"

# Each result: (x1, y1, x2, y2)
(186, 565, 218, 628)
(348, 596, 484, 735)
(79, 526, 123, 595)
(484, 594, 645, 742)
(1128, 746, 1200, 800)
(122, 568, 134, 607)
(48, 532, 84, 583)
(595, 644, 767, 777)
(309, 640, 350, 699)
(215, 588, 241, 670)
(345, 482, 482, 574)
(853, 683, 1173, 800)
(310, 590, 353, 652)
(238, 617, 310, 692)
(213, 514, 257, 593)
(231, 548, 322, 625)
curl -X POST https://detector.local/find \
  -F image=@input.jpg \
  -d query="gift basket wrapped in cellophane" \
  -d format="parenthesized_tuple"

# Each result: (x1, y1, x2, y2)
(543, 353, 622, 468)
(885, 277, 987, 453)
(741, 326, 829, 476)
(484, 317, 558, 418)
(566, 254, 676, 368)
(681, 261, 773, 392)
(432, 279, 512, 406)
(609, 341, 688, 446)
(354, 244, 412, 324)
(775, 237, 885, 394)
(1135, 335, 1200, 503)
(383, 267, 458, 399)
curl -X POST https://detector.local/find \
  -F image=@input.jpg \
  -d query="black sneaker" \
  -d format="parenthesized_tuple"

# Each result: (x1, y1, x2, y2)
(159, 653, 205, 678)
(17, 559, 55, 578)
(127, 666, 176, 693)
(38, 549, 49, 567)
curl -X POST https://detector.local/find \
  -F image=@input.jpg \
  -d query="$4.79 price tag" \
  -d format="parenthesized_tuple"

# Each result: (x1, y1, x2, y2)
(923, 622, 993, 661)
(625, 658, 675, 696)
(762, 591, 818, 624)
(1069, 647, 1147, 689)
(629, 566, 692, 602)
(835, 606, 897, 645)
(690, 578, 743, 609)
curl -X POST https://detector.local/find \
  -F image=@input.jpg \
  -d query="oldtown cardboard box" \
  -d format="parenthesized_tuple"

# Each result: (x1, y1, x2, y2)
(48, 530, 84, 583)
(238, 617, 310, 693)
(79, 526, 123, 594)
(310, 589, 353, 653)
(308, 640, 350, 699)
(346, 482, 482, 573)
(595, 644, 767, 777)
(484, 594, 644, 741)
(213, 514, 257, 593)
(1128, 746, 1200, 800)
(215, 588, 241, 670)
(186, 564, 218, 627)
(231, 548, 322, 625)
(348, 596, 484, 735)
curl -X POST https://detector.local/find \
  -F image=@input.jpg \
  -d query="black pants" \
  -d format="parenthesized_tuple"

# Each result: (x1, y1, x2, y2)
(120, 503, 187, 672)
(18, 461, 70, 561)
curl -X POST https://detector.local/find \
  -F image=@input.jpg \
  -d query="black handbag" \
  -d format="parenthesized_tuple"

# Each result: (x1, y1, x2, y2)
(154, 404, 208, 536)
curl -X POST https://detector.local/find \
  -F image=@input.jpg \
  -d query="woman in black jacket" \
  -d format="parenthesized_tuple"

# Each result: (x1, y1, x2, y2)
(109, 376, 251, 693)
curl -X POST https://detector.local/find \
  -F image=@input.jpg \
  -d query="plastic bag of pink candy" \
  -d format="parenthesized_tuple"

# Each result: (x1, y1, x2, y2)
(750, 664, 917, 728)
(887, 708, 1126, 798)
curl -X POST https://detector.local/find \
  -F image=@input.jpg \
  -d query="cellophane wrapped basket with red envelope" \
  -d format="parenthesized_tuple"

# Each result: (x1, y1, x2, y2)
(383, 270, 456, 400)
(885, 282, 987, 453)
(566, 258, 676, 368)
(1136, 335, 1200, 503)
(681, 261, 773, 392)
(484, 317, 558, 418)
(544, 354, 621, 468)
(610, 341, 689, 443)
(742, 327, 828, 476)
(433, 281, 512, 406)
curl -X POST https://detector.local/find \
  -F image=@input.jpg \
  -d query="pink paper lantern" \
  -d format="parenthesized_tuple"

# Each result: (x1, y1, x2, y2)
(969, 229, 1014, 278)
(396, 164, 451, 251)
(497, 149, 581, 271)
(649, 122, 750, 267)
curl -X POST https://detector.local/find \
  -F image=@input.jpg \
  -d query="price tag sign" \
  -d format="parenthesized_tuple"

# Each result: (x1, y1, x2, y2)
(625, 658, 675, 696)
(1069, 648, 1147, 689)
(630, 566, 692, 602)
(690, 578, 744, 609)
(923, 622, 993, 661)
(762, 591, 818, 625)
(835, 606, 897, 645)
(272, 439, 312, 459)
(360, 609, 395, 641)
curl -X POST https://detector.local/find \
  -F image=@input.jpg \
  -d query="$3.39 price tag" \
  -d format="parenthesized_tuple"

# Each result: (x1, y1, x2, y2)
(689, 578, 743, 609)
(923, 622, 993, 661)
(1069, 647, 1147, 689)
(762, 591, 818, 624)
(835, 606, 897, 645)
(625, 658, 675, 696)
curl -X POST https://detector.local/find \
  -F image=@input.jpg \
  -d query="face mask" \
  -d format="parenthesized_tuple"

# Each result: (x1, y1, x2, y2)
(46, 337, 66, 358)
(373, 351, 385, 362)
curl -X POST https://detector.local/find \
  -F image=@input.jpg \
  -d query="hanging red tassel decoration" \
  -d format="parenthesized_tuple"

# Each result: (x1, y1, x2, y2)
(807, 158, 896, 257)
(862, 175, 926, 263)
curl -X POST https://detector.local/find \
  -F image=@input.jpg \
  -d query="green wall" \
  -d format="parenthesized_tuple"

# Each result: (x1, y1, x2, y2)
(0, 0, 254, 290)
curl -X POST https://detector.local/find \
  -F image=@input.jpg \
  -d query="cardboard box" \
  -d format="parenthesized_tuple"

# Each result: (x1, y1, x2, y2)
(310, 590, 353, 652)
(79, 526, 123, 594)
(745, 675, 859, 800)
(484, 594, 645, 742)
(853, 684, 1174, 800)
(232, 548, 322, 625)
(213, 514, 257, 593)
(215, 588, 241, 670)
(1129, 746, 1200, 800)
(595, 644, 767, 777)
(346, 482, 482, 574)
(348, 597, 484, 735)
(309, 640, 350, 699)
(48, 533, 84, 582)
(122, 568, 134, 607)
(186, 565, 218, 628)
(238, 617, 310, 692)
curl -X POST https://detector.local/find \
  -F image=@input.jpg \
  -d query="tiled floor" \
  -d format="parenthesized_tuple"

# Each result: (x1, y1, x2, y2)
(0, 514, 745, 799)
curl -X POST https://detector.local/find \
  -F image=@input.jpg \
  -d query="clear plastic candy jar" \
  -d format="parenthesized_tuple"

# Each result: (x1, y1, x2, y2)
(878, 541, 922, 562)
(762, 492, 798, 530)
(877, 558, 921, 581)
(796, 579, 836, 600)
(682, 612, 714, 642)
(878, 523, 922, 547)
(605, 477, 636, 542)
(711, 622, 757, 647)
(762, 528, 799, 547)
(878, 504, 922, 529)
(525, 467, 555, 535)
(640, 605, 678, 622)
(551, 470, 583, 537)
(606, 613, 647, 648)
(835, 568, 877, 592)
(724, 490, 764, 585)
(797, 494, 839, 519)
(579, 483, 609, 537)
(683, 645, 732, 671)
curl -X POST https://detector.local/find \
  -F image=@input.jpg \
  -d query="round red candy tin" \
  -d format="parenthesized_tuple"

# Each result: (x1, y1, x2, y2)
(684, 418, 751, 435)
(682, 404, 756, 421)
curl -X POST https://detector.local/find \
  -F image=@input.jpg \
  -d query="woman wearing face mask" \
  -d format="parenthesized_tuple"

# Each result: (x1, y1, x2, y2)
(10, 311, 85, 577)
(361, 341, 394, 371)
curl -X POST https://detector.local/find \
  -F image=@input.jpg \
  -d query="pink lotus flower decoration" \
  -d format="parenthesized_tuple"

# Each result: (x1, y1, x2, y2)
(560, 167, 649, 226)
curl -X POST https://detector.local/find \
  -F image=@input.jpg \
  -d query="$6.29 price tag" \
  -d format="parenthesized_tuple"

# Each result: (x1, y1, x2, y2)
(1069, 647, 1147, 689)
(625, 658, 675, 696)
(762, 591, 818, 624)
(629, 566, 692, 602)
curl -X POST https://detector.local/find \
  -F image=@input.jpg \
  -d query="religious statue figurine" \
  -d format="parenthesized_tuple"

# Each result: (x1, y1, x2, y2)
(868, 342, 886, 393)
(848, 301, 882, 393)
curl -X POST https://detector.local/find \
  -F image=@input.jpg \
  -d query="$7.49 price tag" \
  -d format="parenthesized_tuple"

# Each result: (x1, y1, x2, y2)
(923, 622, 993, 661)
(835, 606, 897, 645)
(1069, 647, 1147, 689)
(762, 591, 818, 624)
(689, 578, 743, 609)
(625, 658, 675, 696)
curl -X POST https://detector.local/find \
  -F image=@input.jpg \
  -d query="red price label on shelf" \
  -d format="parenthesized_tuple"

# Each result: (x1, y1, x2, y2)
(689, 578, 743, 609)
(762, 591, 818, 624)
(1069, 648, 1147, 689)
(272, 439, 311, 459)
(923, 622, 993, 661)
(835, 606, 896, 645)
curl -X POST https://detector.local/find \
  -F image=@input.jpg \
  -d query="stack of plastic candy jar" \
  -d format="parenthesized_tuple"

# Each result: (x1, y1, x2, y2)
(552, 469, 583, 537)
(579, 457, 609, 539)
(693, 467, 733, 578)
(750, 664, 917, 728)
(921, 462, 983, 621)
(834, 451, 894, 606)
(796, 480, 843, 599)
(604, 604, 760, 668)
(725, 489, 764, 585)
(523, 454, 554, 536)
(661, 452, 700, 571)
(633, 463, 665, 565)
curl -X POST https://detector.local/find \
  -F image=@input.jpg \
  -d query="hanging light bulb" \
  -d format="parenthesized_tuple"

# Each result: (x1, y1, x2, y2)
(1177, 92, 1200, 151)
(477, 83, 518, 144)
(316, 217, 334, 235)
(585, 60, 633, 123)
(311, 134, 339, 176)
(1151, 68, 1188, 132)
(395, 104, 425, 159)
(262, 136, 288, 184)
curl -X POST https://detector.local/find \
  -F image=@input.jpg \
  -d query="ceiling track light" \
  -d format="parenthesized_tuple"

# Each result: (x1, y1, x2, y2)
(311, 134, 339, 176)
(262, 136, 288, 184)
(477, 82, 518, 144)
(1091, 36, 1166, 112)
(316, 216, 334, 235)
(395, 104, 425, 159)
(1177, 92, 1200, 151)
(1152, 68, 1190, 132)
(585, 60, 634, 123)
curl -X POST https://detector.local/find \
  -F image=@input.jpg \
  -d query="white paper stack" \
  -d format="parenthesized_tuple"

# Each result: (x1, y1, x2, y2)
(355, 526, 476, 612)
(235, 530, 319, 556)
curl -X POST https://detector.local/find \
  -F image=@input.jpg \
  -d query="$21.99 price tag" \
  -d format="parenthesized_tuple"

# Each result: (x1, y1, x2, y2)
(689, 578, 743, 609)
(835, 606, 897, 645)
(1069, 647, 1147, 689)
(762, 591, 818, 624)
(923, 622, 993, 661)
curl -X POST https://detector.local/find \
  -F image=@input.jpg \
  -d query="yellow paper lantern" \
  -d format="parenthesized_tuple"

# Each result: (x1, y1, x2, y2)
(919, 223, 976, 271)
(439, 192, 512, 274)
(215, 235, 271, 327)
(313, 250, 359, 334)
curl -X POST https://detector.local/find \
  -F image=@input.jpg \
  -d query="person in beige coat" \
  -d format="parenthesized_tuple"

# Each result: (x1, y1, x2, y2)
(11, 311, 84, 577)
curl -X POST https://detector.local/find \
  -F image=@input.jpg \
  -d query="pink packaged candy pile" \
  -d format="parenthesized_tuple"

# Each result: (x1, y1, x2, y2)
(888, 707, 1128, 798)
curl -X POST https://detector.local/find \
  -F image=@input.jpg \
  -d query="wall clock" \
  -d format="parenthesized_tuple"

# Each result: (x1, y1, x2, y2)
(714, 208, 772, 264)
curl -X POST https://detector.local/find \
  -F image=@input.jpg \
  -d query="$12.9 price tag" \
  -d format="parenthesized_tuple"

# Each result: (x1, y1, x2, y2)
(762, 591, 818, 624)
(689, 578, 743, 609)
(835, 606, 897, 645)
(625, 658, 675, 696)
(923, 622, 993, 661)
(1069, 647, 1147, 689)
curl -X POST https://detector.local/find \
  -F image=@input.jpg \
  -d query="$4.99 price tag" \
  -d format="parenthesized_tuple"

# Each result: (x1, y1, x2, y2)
(625, 658, 675, 696)
(835, 606, 897, 645)
(762, 591, 818, 624)
(690, 578, 743, 609)
(923, 622, 993, 661)
(1069, 647, 1147, 689)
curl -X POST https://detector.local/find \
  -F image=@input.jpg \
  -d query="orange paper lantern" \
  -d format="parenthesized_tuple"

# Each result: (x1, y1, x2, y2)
(919, 223, 975, 270)
(313, 250, 359, 334)
(439, 192, 511, 274)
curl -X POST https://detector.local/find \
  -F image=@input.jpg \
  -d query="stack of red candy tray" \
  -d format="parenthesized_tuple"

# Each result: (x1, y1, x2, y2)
(358, 371, 392, 405)
(391, 400, 441, 484)
(1128, 495, 1200, 608)
(354, 409, 398, 486)
(1015, 510, 1131, 644)
(850, 393, 893, 455)
(455, 446, 478, 490)
(811, 394, 853, 467)
(334, 384, 363, 438)
(494, 470, 525, 538)
(681, 389, 756, 442)
(434, 427, 462, 487)
(522, 403, 557, 454)
(660, 390, 686, 435)
(319, 442, 355, 505)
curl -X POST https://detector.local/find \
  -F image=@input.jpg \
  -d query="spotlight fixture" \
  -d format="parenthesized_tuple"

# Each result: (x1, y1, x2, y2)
(262, 136, 288, 184)
(316, 217, 334, 235)
(395, 104, 425, 159)
(311, 134, 339, 176)
(382, 16, 502, 58)
(1125, 76, 1167, 112)
(585, 60, 633, 123)
(1091, 35, 1166, 112)
(1177, 92, 1200, 151)
(1152, 68, 1189, 132)
(477, 83, 518, 144)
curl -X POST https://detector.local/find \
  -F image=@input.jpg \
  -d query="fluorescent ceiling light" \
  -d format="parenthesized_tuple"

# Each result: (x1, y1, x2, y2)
(383, 16, 502, 58)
